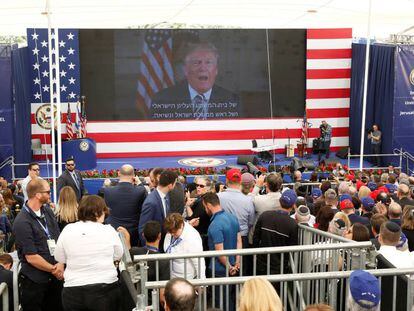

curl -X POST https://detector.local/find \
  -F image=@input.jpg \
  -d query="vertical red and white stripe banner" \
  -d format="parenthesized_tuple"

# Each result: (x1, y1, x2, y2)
(306, 28, 352, 151)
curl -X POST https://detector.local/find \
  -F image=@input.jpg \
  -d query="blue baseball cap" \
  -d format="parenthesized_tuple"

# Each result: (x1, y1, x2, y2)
(361, 197, 375, 211)
(350, 270, 380, 308)
(367, 181, 377, 191)
(385, 183, 397, 194)
(311, 188, 322, 199)
(280, 189, 297, 207)
(338, 194, 352, 202)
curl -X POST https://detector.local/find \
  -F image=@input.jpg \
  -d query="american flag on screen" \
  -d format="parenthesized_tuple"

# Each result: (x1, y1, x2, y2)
(27, 28, 80, 151)
(136, 29, 175, 114)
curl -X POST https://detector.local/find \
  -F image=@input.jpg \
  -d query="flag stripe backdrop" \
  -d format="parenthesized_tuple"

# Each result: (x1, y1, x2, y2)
(30, 28, 351, 159)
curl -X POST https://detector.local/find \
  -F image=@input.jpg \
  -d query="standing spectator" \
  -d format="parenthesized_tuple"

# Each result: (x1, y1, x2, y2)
(241, 173, 255, 195)
(13, 178, 64, 311)
(340, 199, 370, 226)
(163, 213, 205, 280)
(21, 162, 42, 202)
(253, 189, 298, 276)
(54, 195, 123, 311)
(401, 205, 414, 251)
(164, 278, 196, 311)
(202, 192, 241, 311)
(396, 184, 414, 210)
(315, 206, 335, 231)
(104, 164, 147, 247)
(238, 277, 283, 311)
(57, 158, 86, 202)
(218, 168, 254, 252)
(360, 197, 375, 220)
(148, 167, 164, 190)
(324, 189, 339, 213)
(348, 270, 380, 311)
(118, 221, 170, 306)
(169, 176, 186, 215)
(139, 170, 178, 245)
(388, 202, 402, 226)
(370, 214, 388, 250)
(349, 223, 370, 242)
(292, 205, 315, 227)
(56, 186, 78, 231)
(368, 124, 382, 167)
(0, 254, 14, 311)
(185, 176, 212, 252)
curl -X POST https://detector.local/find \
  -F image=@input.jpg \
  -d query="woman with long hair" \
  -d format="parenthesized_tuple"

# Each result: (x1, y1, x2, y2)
(238, 277, 283, 311)
(56, 186, 78, 231)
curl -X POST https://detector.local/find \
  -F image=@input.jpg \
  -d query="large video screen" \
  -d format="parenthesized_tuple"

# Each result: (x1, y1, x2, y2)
(79, 29, 306, 121)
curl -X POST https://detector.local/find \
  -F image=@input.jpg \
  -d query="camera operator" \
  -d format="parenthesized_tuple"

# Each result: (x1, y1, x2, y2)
(368, 124, 382, 167)
(318, 120, 332, 162)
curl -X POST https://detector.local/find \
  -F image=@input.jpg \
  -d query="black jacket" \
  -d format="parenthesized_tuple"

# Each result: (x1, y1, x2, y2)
(57, 170, 86, 201)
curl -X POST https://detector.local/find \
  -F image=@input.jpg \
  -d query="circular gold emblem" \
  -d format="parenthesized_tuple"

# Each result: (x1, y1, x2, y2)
(410, 69, 414, 86)
(35, 104, 59, 130)
(79, 141, 90, 152)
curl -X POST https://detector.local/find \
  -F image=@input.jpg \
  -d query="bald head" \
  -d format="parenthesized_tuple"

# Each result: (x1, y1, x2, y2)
(165, 278, 196, 311)
(119, 164, 135, 182)
(388, 202, 402, 219)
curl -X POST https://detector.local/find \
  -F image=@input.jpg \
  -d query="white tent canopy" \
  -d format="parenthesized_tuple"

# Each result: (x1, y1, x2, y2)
(1, 0, 413, 39)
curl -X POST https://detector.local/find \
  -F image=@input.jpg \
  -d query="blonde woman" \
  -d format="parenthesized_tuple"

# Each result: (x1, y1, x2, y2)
(238, 277, 283, 311)
(56, 186, 78, 231)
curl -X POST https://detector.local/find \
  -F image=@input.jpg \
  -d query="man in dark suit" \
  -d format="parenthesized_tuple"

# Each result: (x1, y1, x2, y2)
(138, 170, 178, 246)
(57, 158, 86, 201)
(104, 164, 147, 247)
(150, 42, 240, 120)
(0, 254, 14, 311)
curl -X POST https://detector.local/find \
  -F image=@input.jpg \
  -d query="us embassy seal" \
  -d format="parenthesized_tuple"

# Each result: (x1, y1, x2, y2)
(79, 140, 90, 152)
(410, 69, 414, 86)
(178, 157, 226, 167)
(35, 104, 59, 130)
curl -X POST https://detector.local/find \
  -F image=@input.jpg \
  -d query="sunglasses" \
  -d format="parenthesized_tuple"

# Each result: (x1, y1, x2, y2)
(39, 190, 51, 194)
(31, 168, 40, 171)
(196, 184, 206, 188)
(66, 164, 75, 167)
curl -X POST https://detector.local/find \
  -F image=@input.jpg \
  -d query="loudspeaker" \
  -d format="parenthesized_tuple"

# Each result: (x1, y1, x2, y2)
(336, 147, 348, 159)
(312, 138, 322, 154)
(301, 160, 315, 171)
(237, 155, 258, 165)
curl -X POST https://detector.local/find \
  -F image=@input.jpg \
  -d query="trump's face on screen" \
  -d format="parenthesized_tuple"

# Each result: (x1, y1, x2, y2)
(184, 48, 218, 94)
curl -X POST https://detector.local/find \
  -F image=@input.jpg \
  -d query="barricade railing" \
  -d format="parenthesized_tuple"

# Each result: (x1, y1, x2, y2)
(12, 260, 19, 311)
(347, 148, 404, 172)
(145, 268, 414, 311)
(0, 282, 8, 311)
(133, 241, 373, 310)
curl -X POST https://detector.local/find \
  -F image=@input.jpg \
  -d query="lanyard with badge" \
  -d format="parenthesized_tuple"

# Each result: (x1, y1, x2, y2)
(24, 206, 56, 256)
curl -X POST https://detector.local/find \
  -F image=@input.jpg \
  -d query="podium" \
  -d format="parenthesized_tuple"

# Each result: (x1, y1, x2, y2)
(62, 138, 97, 170)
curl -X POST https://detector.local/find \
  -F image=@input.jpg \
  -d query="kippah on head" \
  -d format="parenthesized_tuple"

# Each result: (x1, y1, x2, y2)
(297, 205, 310, 217)
(385, 221, 400, 233)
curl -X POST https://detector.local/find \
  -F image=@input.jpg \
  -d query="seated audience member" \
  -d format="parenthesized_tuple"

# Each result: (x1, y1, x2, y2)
(388, 202, 402, 226)
(54, 195, 123, 311)
(238, 277, 283, 311)
(340, 199, 370, 226)
(292, 205, 315, 227)
(402, 205, 414, 251)
(315, 206, 335, 231)
(305, 304, 334, 311)
(56, 186, 78, 231)
(348, 270, 380, 311)
(370, 214, 388, 250)
(118, 221, 170, 305)
(0, 253, 13, 310)
(163, 213, 205, 280)
(164, 278, 196, 311)
(378, 221, 414, 268)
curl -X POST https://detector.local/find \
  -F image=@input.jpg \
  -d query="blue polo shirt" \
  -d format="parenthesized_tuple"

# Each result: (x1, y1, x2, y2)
(207, 210, 239, 275)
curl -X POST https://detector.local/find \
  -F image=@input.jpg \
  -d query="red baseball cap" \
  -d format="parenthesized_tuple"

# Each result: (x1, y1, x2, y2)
(226, 168, 241, 183)
(340, 199, 354, 210)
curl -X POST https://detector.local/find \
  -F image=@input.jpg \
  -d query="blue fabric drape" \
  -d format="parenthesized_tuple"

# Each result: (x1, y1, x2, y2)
(11, 47, 32, 178)
(349, 43, 395, 166)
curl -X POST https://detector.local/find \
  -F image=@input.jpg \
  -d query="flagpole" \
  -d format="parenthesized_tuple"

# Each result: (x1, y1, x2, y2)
(359, 0, 373, 171)
(45, 0, 58, 203)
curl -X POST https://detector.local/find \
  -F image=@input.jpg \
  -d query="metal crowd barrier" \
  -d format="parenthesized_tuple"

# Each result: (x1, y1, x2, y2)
(0, 282, 8, 311)
(133, 240, 373, 310)
(145, 268, 414, 311)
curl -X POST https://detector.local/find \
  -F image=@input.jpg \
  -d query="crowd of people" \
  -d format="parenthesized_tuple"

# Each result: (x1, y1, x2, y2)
(0, 157, 413, 310)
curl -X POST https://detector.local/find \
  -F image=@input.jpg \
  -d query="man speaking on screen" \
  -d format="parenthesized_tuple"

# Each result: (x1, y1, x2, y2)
(150, 42, 240, 120)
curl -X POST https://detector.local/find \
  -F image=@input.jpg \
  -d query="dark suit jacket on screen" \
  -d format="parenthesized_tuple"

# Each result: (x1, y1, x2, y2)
(150, 82, 241, 120)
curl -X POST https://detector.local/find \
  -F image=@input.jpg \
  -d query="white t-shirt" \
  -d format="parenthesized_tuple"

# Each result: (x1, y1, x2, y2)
(378, 245, 414, 268)
(54, 221, 123, 287)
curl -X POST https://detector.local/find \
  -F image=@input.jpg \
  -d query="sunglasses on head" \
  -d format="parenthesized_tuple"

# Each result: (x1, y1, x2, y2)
(196, 184, 206, 188)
